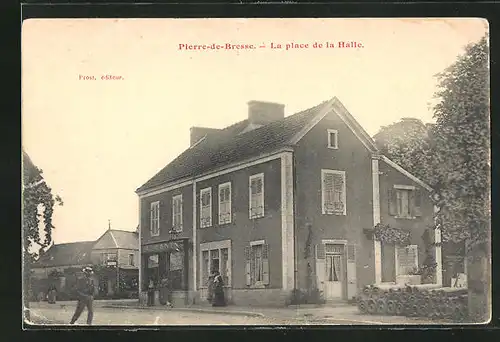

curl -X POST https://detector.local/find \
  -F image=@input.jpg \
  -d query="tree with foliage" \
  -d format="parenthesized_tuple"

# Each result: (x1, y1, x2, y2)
(430, 36, 490, 322)
(431, 36, 490, 247)
(373, 118, 435, 184)
(22, 150, 63, 321)
(372, 36, 489, 322)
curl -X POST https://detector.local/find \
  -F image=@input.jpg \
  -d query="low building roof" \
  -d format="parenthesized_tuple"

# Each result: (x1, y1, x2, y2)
(32, 241, 94, 268)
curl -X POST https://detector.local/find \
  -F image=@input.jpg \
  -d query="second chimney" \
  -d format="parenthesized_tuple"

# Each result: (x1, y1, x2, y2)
(190, 127, 220, 147)
(247, 101, 285, 126)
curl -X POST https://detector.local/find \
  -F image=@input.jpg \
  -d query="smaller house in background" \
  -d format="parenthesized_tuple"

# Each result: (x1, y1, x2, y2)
(30, 228, 139, 301)
(91, 229, 139, 297)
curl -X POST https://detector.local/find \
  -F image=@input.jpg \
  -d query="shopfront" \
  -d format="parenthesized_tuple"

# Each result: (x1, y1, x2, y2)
(141, 238, 190, 305)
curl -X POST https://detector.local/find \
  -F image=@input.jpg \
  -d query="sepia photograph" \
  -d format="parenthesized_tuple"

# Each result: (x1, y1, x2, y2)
(21, 18, 490, 327)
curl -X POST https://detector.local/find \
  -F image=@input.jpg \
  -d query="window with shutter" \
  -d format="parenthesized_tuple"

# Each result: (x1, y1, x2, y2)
(246, 241, 268, 287)
(200, 188, 212, 228)
(393, 185, 421, 219)
(262, 244, 269, 285)
(412, 189, 422, 217)
(346, 244, 357, 299)
(315, 244, 326, 287)
(347, 244, 356, 262)
(172, 194, 183, 231)
(150, 201, 160, 236)
(244, 246, 251, 286)
(249, 174, 264, 218)
(218, 183, 232, 224)
(321, 170, 346, 215)
(316, 243, 325, 259)
(388, 189, 397, 216)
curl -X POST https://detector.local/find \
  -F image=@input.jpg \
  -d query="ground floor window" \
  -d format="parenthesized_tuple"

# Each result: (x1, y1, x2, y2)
(200, 240, 231, 288)
(245, 241, 269, 286)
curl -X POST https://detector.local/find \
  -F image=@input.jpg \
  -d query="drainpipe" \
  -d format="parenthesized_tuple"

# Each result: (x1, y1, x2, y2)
(138, 196, 142, 302)
(292, 152, 298, 292)
(192, 177, 197, 303)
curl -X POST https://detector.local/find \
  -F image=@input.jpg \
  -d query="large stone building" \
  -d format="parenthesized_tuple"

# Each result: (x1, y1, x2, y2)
(136, 97, 443, 307)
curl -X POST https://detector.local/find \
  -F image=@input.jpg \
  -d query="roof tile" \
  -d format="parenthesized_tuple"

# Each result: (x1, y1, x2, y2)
(137, 100, 328, 192)
(109, 230, 138, 250)
(33, 241, 94, 268)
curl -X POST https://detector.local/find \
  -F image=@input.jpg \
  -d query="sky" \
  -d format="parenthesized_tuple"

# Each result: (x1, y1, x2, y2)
(21, 18, 488, 244)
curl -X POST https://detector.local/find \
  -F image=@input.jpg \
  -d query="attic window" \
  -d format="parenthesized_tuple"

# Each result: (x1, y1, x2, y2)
(327, 129, 338, 149)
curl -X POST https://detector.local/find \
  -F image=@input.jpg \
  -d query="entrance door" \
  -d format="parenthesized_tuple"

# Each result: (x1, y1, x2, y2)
(324, 253, 343, 299)
(381, 244, 396, 282)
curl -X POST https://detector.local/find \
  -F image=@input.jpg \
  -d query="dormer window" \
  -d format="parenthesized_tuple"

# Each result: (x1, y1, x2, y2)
(327, 129, 338, 149)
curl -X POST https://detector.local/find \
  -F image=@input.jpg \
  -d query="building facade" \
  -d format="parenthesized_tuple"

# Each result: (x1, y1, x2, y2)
(137, 97, 443, 307)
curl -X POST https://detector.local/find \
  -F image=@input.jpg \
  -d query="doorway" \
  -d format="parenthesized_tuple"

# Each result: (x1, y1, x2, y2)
(381, 243, 396, 282)
(324, 244, 345, 300)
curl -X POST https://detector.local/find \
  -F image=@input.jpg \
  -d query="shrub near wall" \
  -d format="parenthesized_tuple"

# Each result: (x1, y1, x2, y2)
(287, 288, 326, 306)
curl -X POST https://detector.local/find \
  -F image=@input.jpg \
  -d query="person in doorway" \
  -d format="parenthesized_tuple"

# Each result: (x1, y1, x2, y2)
(47, 284, 57, 304)
(69, 267, 95, 325)
(147, 278, 155, 306)
(207, 271, 215, 304)
(212, 270, 226, 307)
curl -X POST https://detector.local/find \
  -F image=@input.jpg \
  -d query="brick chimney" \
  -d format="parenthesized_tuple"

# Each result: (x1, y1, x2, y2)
(190, 127, 221, 147)
(247, 101, 285, 126)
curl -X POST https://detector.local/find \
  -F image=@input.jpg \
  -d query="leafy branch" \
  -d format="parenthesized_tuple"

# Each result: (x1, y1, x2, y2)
(373, 223, 411, 246)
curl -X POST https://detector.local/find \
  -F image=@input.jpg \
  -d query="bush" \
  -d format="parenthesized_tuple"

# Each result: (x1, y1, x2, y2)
(308, 288, 326, 304)
(287, 288, 326, 305)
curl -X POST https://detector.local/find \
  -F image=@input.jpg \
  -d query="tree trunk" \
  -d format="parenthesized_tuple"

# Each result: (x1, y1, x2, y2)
(23, 257, 31, 322)
(466, 240, 490, 323)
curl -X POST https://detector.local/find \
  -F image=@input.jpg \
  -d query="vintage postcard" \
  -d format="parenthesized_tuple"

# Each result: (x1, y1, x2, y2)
(21, 18, 491, 327)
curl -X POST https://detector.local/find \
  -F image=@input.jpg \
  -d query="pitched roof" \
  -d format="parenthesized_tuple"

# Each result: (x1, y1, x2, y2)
(137, 100, 331, 192)
(380, 155, 433, 192)
(109, 230, 138, 250)
(93, 229, 138, 250)
(33, 241, 94, 268)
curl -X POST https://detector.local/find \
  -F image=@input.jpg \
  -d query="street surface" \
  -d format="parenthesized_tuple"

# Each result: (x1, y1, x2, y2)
(26, 301, 442, 326)
(28, 305, 314, 325)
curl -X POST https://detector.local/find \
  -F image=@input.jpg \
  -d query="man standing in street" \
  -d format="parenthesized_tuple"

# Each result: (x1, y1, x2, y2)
(70, 266, 95, 325)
